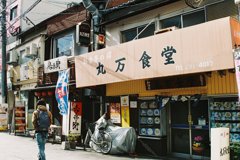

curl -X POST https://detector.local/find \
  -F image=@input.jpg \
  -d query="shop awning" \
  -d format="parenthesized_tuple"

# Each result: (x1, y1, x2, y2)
(75, 17, 240, 88)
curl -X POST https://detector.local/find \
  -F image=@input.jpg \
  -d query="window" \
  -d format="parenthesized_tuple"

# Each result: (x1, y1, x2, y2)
(183, 10, 205, 27)
(19, 50, 31, 64)
(160, 10, 205, 30)
(161, 15, 182, 29)
(121, 23, 155, 43)
(54, 33, 74, 57)
(10, 6, 18, 21)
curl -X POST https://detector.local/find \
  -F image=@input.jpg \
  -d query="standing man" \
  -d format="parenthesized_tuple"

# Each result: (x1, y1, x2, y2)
(32, 98, 53, 160)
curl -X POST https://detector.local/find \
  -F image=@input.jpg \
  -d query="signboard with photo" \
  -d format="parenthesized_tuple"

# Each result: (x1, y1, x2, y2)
(110, 103, 121, 124)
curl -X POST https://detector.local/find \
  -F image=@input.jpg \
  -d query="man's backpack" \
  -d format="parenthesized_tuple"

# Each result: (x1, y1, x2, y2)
(37, 110, 50, 131)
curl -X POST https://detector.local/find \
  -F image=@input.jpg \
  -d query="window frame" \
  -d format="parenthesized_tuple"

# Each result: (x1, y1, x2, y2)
(10, 5, 18, 21)
(52, 31, 75, 58)
(159, 9, 206, 30)
(121, 22, 156, 43)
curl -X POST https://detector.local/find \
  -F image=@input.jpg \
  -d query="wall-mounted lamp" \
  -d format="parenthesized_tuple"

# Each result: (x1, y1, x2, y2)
(205, 72, 212, 78)
(218, 70, 226, 77)
(228, 69, 235, 73)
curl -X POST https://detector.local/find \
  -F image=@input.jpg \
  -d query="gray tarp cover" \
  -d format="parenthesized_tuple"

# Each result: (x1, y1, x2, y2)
(90, 114, 137, 154)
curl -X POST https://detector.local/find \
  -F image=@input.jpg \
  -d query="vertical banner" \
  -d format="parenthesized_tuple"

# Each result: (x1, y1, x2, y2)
(55, 69, 70, 115)
(121, 96, 130, 127)
(110, 103, 121, 124)
(234, 50, 240, 101)
(70, 102, 82, 135)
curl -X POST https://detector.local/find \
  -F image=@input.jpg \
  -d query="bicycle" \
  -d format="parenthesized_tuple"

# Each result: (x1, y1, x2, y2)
(84, 122, 112, 154)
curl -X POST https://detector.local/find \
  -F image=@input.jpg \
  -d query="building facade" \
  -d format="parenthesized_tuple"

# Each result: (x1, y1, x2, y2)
(75, 0, 240, 159)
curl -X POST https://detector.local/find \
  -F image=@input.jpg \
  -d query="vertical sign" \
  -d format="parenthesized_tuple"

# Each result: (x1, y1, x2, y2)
(121, 96, 130, 127)
(110, 103, 121, 124)
(211, 128, 230, 160)
(70, 102, 82, 134)
(234, 50, 240, 101)
(55, 69, 69, 115)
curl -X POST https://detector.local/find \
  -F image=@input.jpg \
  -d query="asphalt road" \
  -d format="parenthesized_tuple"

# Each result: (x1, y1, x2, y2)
(0, 132, 158, 160)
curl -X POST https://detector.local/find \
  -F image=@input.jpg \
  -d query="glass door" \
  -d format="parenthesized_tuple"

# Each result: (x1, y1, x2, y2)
(170, 99, 210, 158)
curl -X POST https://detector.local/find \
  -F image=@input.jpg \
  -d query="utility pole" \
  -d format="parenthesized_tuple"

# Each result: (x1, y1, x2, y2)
(1, 0, 7, 103)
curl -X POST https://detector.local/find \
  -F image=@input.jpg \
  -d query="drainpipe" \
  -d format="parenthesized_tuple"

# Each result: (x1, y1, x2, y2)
(82, 0, 102, 51)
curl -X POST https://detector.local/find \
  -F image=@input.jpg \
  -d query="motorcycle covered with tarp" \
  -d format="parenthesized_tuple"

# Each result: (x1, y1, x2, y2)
(87, 114, 137, 154)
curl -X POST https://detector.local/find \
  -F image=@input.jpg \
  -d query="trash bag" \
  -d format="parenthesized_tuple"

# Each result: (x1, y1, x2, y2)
(90, 114, 137, 154)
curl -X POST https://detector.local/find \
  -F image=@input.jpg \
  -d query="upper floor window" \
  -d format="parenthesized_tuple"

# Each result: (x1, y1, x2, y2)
(19, 49, 31, 64)
(160, 10, 205, 29)
(10, 6, 18, 21)
(54, 33, 74, 57)
(121, 23, 155, 43)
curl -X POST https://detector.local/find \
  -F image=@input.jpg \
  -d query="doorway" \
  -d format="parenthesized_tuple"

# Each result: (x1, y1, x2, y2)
(170, 99, 210, 159)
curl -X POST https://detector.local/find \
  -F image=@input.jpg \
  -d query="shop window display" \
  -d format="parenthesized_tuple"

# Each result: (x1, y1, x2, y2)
(138, 100, 166, 137)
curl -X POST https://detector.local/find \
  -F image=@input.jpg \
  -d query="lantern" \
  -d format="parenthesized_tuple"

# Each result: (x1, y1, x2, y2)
(47, 91, 53, 96)
(34, 92, 41, 97)
(41, 91, 47, 97)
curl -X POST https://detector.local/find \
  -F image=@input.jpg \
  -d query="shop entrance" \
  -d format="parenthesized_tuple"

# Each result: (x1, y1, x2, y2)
(170, 99, 210, 159)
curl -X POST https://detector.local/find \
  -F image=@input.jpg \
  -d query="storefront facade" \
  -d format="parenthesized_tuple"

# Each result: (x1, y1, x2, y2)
(75, 17, 240, 159)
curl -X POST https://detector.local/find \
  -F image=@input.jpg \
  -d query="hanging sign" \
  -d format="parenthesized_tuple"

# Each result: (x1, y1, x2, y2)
(70, 102, 82, 134)
(55, 69, 69, 115)
(76, 21, 90, 46)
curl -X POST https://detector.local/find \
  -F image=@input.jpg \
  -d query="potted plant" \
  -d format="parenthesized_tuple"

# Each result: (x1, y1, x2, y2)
(67, 133, 79, 149)
(230, 142, 240, 160)
(192, 135, 204, 154)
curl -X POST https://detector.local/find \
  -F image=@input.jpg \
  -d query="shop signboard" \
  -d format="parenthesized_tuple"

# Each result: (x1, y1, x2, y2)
(55, 69, 69, 115)
(44, 56, 68, 74)
(70, 102, 82, 134)
(75, 17, 237, 88)
(211, 128, 230, 160)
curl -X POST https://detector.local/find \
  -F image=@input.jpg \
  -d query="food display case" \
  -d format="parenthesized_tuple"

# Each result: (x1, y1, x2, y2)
(210, 98, 240, 143)
(138, 99, 166, 138)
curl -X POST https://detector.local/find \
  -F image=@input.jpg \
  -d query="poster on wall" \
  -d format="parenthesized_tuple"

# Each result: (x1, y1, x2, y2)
(121, 96, 130, 127)
(0, 104, 7, 131)
(70, 102, 82, 135)
(110, 103, 121, 124)
(55, 69, 69, 115)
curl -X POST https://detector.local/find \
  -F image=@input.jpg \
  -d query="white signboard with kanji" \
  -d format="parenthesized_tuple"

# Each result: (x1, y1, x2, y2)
(211, 128, 230, 160)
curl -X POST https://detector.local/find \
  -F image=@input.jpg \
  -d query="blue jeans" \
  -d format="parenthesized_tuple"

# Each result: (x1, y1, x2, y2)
(36, 132, 48, 160)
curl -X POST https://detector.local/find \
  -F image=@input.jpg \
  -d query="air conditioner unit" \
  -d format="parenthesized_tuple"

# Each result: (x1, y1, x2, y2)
(154, 26, 179, 35)
(7, 50, 18, 65)
(25, 43, 38, 58)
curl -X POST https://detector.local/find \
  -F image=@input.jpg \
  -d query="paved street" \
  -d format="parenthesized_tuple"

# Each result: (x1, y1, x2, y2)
(0, 132, 160, 160)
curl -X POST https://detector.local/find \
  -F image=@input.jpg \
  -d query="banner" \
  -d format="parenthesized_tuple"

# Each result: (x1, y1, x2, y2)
(234, 50, 240, 101)
(55, 69, 69, 115)
(121, 96, 130, 127)
(70, 102, 82, 134)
